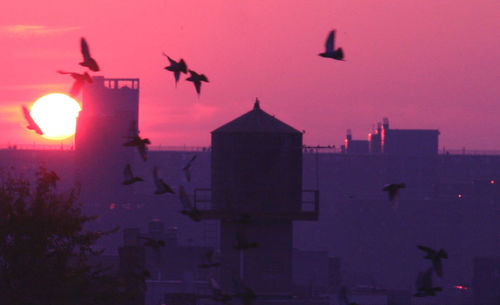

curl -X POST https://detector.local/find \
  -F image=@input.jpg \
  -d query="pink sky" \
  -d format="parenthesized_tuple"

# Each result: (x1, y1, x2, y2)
(1, 0, 499, 150)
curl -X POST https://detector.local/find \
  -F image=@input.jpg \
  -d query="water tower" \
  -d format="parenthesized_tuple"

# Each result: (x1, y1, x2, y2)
(196, 100, 319, 299)
(75, 76, 140, 211)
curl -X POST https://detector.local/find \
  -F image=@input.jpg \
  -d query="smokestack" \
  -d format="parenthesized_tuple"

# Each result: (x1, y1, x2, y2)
(382, 118, 389, 131)
(346, 129, 352, 141)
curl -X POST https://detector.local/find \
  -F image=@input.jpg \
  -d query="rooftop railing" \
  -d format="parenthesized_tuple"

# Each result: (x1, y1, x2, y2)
(2, 144, 500, 156)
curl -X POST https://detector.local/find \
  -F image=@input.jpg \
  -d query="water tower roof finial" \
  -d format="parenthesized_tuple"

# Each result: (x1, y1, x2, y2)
(254, 98, 260, 110)
(211, 98, 300, 134)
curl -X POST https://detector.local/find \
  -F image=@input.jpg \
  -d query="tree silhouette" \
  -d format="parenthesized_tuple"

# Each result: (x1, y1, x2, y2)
(0, 167, 127, 305)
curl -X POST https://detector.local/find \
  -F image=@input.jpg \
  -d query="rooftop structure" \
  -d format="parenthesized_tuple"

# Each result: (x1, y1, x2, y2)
(75, 76, 140, 211)
(346, 118, 440, 155)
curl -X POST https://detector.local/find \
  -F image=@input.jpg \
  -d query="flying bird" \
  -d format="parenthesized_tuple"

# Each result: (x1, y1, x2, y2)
(162, 52, 188, 86)
(21, 105, 43, 135)
(414, 268, 442, 297)
(80, 37, 100, 72)
(319, 30, 344, 61)
(57, 70, 93, 97)
(199, 250, 221, 269)
(123, 136, 150, 161)
(153, 167, 175, 195)
(417, 245, 448, 278)
(122, 164, 144, 185)
(183, 154, 197, 182)
(383, 183, 406, 203)
(186, 70, 209, 95)
(123, 121, 150, 161)
(179, 185, 202, 222)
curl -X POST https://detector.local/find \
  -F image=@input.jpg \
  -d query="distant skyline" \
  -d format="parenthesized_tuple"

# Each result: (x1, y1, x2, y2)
(1, 0, 499, 150)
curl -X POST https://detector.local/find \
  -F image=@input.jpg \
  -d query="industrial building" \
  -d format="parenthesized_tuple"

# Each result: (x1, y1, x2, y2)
(345, 117, 439, 155)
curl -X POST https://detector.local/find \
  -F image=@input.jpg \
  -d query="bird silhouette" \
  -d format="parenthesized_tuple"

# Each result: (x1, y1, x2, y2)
(79, 37, 100, 72)
(199, 250, 221, 268)
(162, 52, 188, 86)
(209, 275, 232, 303)
(122, 164, 144, 185)
(417, 245, 448, 278)
(414, 267, 442, 297)
(21, 105, 43, 135)
(232, 273, 257, 305)
(186, 70, 209, 95)
(179, 185, 202, 222)
(183, 154, 197, 182)
(382, 183, 406, 204)
(319, 30, 344, 61)
(153, 167, 175, 195)
(338, 286, 359, 305)
(57, 70, 93, 97)
(123, 121, 150, 161)
(123, 136, 150, 161)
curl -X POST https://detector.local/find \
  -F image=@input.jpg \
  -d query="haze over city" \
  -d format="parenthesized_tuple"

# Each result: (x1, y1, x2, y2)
(1, 0, 499, 149)
(2, 2, 500, 305)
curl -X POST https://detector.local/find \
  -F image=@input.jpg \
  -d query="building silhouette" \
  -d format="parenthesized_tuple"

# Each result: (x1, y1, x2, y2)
(197, 100, 319, 301)
(346, 118, 440, 155)
(75, 76, 140, 212)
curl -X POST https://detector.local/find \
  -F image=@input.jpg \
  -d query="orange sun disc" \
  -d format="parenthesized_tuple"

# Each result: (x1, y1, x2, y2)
(30, 93, 81, 140)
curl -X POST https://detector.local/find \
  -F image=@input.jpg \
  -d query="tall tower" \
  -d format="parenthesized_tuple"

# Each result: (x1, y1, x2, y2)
(75, 77, 140, 211)
(198, 100, 319, 300)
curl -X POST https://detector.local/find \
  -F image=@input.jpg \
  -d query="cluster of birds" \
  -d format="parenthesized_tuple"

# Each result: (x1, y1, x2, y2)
(58, 37, 99, 97)
(205, 213, 259, 304)
(21, 28, 343, 135)
(136, 211, 260, 304)
(23, 29, 339, 303)
(381, 183, 451, 298)
(162, 53, 209, 96)
(23, 29, 456, 303)
(414, 245, 448, 297)
(120, 121, 201, 222)
(21, 37, 100, 136)
(136, 215, 258, 305)
(21, 35, 214, 138)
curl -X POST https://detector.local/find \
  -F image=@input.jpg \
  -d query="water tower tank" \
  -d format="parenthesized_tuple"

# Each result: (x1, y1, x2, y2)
(211, 100, 302, 214)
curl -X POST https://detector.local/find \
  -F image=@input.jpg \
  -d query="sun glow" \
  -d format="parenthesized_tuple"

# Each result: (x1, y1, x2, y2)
(30, 93, 81, 140)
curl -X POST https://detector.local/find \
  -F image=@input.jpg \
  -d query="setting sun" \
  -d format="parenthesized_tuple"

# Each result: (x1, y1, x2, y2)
(30, 93, 81, 140)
